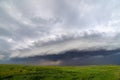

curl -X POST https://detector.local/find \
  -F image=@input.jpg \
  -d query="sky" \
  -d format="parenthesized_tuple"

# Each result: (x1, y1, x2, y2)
(0, 0, 120, 65)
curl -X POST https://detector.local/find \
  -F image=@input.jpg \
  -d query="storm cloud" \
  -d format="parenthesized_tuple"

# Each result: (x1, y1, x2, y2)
(10, 49, 120, 65)
(0, 0, 120, 63)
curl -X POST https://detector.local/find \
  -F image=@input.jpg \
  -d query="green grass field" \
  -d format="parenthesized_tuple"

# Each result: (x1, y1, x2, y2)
(0, 65, 120, 80)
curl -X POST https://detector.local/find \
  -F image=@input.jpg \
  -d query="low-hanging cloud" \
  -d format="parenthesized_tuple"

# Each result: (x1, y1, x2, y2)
(10, 49, 120, 65)
(0, 0, 120, 60)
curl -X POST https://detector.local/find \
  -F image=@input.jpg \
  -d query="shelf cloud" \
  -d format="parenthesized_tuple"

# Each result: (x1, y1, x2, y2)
(0, 0, 120, 63)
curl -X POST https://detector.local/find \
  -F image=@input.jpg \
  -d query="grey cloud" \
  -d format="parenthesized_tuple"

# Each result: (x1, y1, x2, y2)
(0, 0, 120, 61)
(10, 49, 120, 65)
(0, 38, 12, 60)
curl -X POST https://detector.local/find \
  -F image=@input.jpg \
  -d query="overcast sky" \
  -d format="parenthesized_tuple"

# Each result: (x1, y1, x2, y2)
(0, 0, 120, 62)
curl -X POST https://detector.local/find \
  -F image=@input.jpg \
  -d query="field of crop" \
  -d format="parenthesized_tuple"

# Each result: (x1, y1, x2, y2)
(0, 64, 120, 80)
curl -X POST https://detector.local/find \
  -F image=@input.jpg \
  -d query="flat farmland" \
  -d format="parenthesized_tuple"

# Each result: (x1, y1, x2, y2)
(0, 65, 120, 80)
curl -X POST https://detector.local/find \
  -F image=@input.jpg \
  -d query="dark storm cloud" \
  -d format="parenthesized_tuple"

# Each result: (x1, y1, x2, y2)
(10, 49, 120, 65)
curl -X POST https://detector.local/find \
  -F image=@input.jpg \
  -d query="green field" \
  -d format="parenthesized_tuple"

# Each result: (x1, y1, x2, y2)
(0, 65, 120, 80)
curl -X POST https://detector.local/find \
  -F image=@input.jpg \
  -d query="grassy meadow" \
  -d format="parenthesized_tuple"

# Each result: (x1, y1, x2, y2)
(0, 64, 120, 80)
